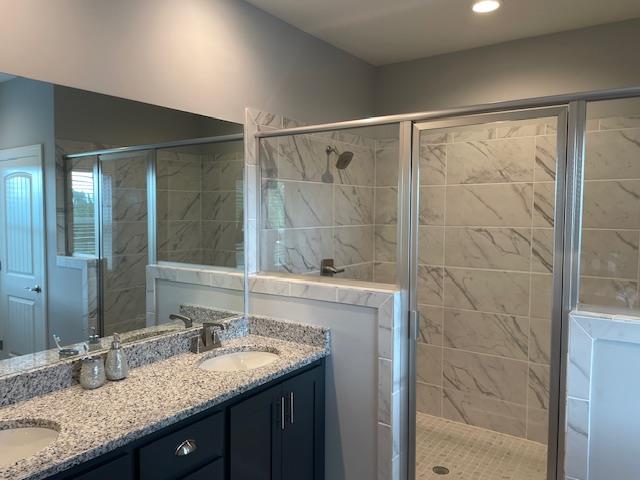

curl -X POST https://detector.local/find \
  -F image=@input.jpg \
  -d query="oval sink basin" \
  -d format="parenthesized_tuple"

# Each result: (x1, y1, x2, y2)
(200, 351, 279, 372)
(0, 425, 59, 468)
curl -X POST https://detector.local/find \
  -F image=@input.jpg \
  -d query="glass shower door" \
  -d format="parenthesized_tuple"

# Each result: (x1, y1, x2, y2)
(98, 150, 152, 336)
(410, 108, 567, 480)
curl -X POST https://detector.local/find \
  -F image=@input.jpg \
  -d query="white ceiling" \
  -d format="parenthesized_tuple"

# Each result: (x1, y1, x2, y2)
(246, 0, 640, 66)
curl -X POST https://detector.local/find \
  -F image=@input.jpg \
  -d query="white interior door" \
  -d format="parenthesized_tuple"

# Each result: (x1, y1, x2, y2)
(0, 144, 46, 358)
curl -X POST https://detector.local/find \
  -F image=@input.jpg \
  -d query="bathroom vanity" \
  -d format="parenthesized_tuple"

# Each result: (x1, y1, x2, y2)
(0, 311, 330, 480)
(50, 361, 324, 480)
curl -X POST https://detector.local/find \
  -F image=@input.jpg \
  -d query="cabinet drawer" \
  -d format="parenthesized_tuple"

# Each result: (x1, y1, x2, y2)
(71, 454, 132, 479)
(181, 458, 224, 479)
(139, 412, 224, 480)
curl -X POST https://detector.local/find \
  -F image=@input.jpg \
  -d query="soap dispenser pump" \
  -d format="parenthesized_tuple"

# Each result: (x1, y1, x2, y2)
(105, 333, 129, 381)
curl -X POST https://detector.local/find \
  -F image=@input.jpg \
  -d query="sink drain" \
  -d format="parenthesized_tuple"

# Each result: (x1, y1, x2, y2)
(432, 466, 450, 475)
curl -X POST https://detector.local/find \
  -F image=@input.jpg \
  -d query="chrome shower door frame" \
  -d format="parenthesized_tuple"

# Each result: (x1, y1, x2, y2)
(407, 106, 571, 480)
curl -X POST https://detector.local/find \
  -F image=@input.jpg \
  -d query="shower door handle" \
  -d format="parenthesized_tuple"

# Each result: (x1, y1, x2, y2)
(25, 285, 42, 294)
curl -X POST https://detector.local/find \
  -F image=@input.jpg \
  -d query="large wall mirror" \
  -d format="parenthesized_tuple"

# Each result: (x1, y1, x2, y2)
(0, 72, 244, 374)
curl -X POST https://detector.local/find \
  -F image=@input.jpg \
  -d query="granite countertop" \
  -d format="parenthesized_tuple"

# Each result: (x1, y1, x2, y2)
(0, 315, 330, 480)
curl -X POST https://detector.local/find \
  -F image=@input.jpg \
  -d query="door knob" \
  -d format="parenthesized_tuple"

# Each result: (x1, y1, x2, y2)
(24, 285, 42, 293)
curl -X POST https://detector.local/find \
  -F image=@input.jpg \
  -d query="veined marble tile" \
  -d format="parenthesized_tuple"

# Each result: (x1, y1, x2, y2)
(375, 138, 399, 187)
(418, 186, 445, 226)
(535, 135, 557, 181)
(528, 364, 550, 410)
(533, 182, 556, 227)
(335, 144, 375, 187)
(220, 160, 244, 191)
(417, 343, 442, 385)
(334, 225, 374, 266)
(442, 387, 527, 438)
(202, 221, 242, 251)
(452, 126, 497, 143)
(444, 268, 530, 316)
(531, 273, 553, 319)
(374, 225, 397, 262)
(259, 137, 279, 178)
(160, 221, 202, 251)
(103, 254, 147, 291)
(374, 262, 397, 284)
(443, 348, 528, 404)
(374, 187, 398, 225)
(162, 191, 201, 221)
(446, 183, 533, 227)
(582, 180, 640, 229)
(532, 228, 555, 274)
(418, 142, 446, 185)
(496, 119, 547, 138)
(112, 189, 147, 222)
(271, 227, 333, 274)
(156, 152, 202, 190)
(418, 305, 443, 346)
(417, 382, 442, 416)
(579, 276, 638, 310)
(101, 155, 147, 189)
(417, 265, 444, 306)
(420, 130, 451, 145)
(598, 114, 640, 130)
(247, 109, 283, 128)
(444, 227, 531, 271)
(446, 137, 534, 184)
(158, 249, 203, 264)
(342, 262, 374, 282)
(567, 317, 592, 400)
(202, 160, 221, 191)
(443, 309, 528, 361)
(526, 407, 549, 444)
(565, 398, 589, 480)
(278, 135, 329, 182)
(418, 226, 444, 265)
(109, 221, 148, 255)
(586, 128, 640, 180)
(262, 180, 332, 228)
(335, 185, 373, 225)
(289, 282, 337, 302)
(529, 317, 551, 365)
(580, 229, 639, 279)
(103, 286, 146, 333)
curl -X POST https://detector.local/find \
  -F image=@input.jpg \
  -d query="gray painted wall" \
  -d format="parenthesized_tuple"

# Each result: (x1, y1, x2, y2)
(375, 19, 640, 115)
(0, 77, 84, 345)
(0, 0, 375, 125)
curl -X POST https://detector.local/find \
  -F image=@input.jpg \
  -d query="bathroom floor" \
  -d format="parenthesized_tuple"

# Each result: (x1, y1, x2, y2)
(415, 413, 547, 480)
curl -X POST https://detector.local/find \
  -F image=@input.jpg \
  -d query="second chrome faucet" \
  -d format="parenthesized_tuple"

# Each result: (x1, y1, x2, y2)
(191, 322, 227, 353)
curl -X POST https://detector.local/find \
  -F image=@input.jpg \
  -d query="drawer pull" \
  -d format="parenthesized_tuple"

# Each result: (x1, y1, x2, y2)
(175, 439, 198, 456)
(290, 392, 294, 424)
(281, 397, 286, 430)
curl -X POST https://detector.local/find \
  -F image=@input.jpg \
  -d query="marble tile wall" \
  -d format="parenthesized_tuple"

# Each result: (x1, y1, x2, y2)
(156, 145, 244, 268)
(101, 152, 149, 335)
(415, 118, 557, 443)
(579, 113, 640, 313)
(259, 125, 399, 283)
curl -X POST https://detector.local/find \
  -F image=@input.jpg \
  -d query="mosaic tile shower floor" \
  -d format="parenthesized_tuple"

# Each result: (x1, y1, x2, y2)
(416, 413, 547, 480)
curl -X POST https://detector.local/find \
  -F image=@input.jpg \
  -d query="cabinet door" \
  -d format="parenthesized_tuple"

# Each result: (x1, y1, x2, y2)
(229, 384, 283, 480)
(281, 366, 324, 480)
(71, 454, 133, 479)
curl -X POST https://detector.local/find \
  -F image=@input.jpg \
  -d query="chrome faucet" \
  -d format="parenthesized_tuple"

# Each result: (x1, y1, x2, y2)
(321, 258, 345, 277)
(191, 322, 227, 353)
(169, 313, 193, 328)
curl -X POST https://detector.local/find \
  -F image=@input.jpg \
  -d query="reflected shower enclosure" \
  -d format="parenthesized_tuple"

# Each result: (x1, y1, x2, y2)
(61, 135, 244, 336)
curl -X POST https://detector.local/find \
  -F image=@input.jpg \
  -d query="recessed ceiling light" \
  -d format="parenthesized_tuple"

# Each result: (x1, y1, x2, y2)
(472, 0, 501, 13)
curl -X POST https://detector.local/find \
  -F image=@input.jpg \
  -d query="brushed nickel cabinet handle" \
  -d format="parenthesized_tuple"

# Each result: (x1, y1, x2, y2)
(175, 439, 197, 456)
(281, 396, 286, 431)
(290, 392, 294, 424)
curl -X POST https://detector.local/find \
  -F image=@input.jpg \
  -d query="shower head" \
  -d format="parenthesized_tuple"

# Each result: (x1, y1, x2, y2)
(336, 151, 354, 170)
(326, 146, 354, 170)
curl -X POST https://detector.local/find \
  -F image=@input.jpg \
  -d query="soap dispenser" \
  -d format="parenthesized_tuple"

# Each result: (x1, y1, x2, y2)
(105, 333, 129, 381)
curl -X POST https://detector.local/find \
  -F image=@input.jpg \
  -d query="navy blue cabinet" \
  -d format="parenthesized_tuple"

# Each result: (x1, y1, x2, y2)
(50, 360, 324, 480)
(229, 365, 324, 480)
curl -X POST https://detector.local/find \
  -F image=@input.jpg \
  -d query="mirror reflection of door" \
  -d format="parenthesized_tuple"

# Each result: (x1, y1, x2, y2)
(0, 144, 46, 358)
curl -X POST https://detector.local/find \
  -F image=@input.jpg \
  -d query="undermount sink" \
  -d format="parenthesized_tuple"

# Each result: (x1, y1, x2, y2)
(0, 422, 59, 468)
(199, 350, 279, 372)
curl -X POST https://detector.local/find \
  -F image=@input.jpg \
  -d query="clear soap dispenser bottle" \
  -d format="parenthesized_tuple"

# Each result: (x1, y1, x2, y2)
(105, 333, 129, 381)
